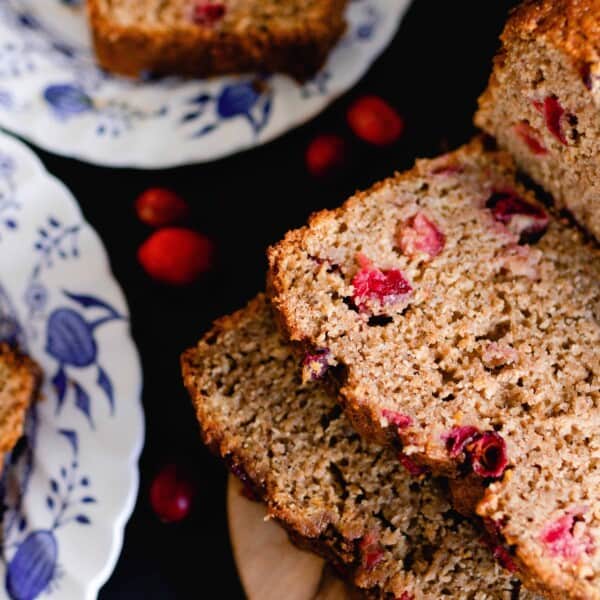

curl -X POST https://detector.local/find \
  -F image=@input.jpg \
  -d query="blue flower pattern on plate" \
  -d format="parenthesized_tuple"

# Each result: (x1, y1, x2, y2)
(0, 132, 142, 600)
(0, 152, 19, 240)
(0, 0, 388, 161)
(15, 214, 124, 427)
(44, 83, 168, 137)
(31, 216, 79, 278)
(181, 78, 273, 137)
(47, 291, 123, 427)
(44, 84, 92, 118)
(5, 429, 94, 600)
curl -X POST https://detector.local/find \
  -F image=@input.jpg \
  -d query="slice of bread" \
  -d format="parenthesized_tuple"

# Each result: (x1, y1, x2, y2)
(0, 344, 41, 471)
(181, 296, 537, 599)
(88, 0, 347, 80)
(475, 0, 600, 240)
(267, 138, 600, 598)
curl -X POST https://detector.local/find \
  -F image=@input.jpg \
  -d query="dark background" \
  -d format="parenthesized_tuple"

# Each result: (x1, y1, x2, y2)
(20, 1, 519, 597)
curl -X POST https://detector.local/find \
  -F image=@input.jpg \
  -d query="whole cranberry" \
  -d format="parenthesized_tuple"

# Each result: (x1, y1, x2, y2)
(135, 188, 190, 228)
(305, 134, 346, 177)
(150, 464, 196, 523)
(347, 96, 404, 146)
(138, 228, 214, 285)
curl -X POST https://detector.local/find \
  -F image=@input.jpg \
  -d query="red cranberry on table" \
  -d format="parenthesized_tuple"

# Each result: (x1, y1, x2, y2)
(305, 134, 346, 177)
(150, 464, 197, 523)
(138, 227, 214, 285)
(135, 187, 190, 228)
(347, 96, 404, 146)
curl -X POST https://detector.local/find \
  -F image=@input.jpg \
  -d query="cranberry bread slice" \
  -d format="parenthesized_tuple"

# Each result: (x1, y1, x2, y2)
(475, 0, 600, 240)
(268, 138, 600, 598)
(88, 0, 347, 80)
(181, 296, 538, 600)
(0, 344, 41, 471)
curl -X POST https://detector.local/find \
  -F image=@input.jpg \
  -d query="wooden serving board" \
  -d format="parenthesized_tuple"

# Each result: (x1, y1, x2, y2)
(227, 476, 354, 599)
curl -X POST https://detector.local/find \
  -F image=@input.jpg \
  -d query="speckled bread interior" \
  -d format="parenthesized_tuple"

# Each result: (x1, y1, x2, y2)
(182, 295, 540, 599)
(267, 138, 600, 599)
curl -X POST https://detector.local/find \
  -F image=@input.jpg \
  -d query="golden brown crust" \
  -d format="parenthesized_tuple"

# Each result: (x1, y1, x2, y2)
(87, 0, 347, 80)
(503, 0, 600, 73)
(0, 344, 41, 470)
(476, 0, 600, 241)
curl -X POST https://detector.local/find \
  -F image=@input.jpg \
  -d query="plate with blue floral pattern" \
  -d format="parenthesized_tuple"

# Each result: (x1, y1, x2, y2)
(0, 129, 143, 599)
(0, 0, 411, 168)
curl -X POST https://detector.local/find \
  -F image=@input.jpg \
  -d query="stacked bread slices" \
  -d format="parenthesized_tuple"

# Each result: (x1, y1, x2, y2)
(182, 294, 539, 599)
(182, 2, 600, 598)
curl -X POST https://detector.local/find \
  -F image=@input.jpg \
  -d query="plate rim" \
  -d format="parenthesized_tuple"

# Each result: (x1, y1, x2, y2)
(0, 130, 145, 599)
(0, 0, 412, 169)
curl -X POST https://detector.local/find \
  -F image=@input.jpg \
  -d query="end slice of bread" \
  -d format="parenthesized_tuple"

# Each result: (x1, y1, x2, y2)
(88, 0, 347, 80)
(181, 295, 540, 599)
(475, 0, 600, 240)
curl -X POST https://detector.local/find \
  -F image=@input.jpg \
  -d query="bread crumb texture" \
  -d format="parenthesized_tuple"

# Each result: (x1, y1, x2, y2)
(268, 138, 600, 598)
(182, 296, 539, 599)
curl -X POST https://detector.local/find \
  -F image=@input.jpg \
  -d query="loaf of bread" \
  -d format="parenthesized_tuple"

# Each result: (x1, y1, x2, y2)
(88, 0, 347, 80)
(182, 296, 538, 599)
(267, 138, 600, 598)
(0, 344, 40, 471)
(476, 0, 600, 240)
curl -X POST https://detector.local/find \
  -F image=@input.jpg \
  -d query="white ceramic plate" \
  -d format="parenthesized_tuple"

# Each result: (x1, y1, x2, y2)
(0, 0, 411, 168)
(0, 130, 144, 599)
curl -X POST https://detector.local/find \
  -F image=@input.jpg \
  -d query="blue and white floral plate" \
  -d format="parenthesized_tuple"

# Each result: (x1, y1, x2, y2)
(0, 0, 411, 168)
(0, 130, 143, 599)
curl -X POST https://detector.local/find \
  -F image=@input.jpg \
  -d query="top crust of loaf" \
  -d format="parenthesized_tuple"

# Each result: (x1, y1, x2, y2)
(0, 344, 40, 466)
(87, 0, 347, 79)
(181, 295, 538, 599)
(475, 0, 600, 241)
(267, 138, 600, 599)
(503, 0, 600, 72)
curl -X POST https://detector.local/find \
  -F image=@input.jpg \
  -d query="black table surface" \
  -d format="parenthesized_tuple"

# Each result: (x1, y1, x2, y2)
(18, 1, 520, 597)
